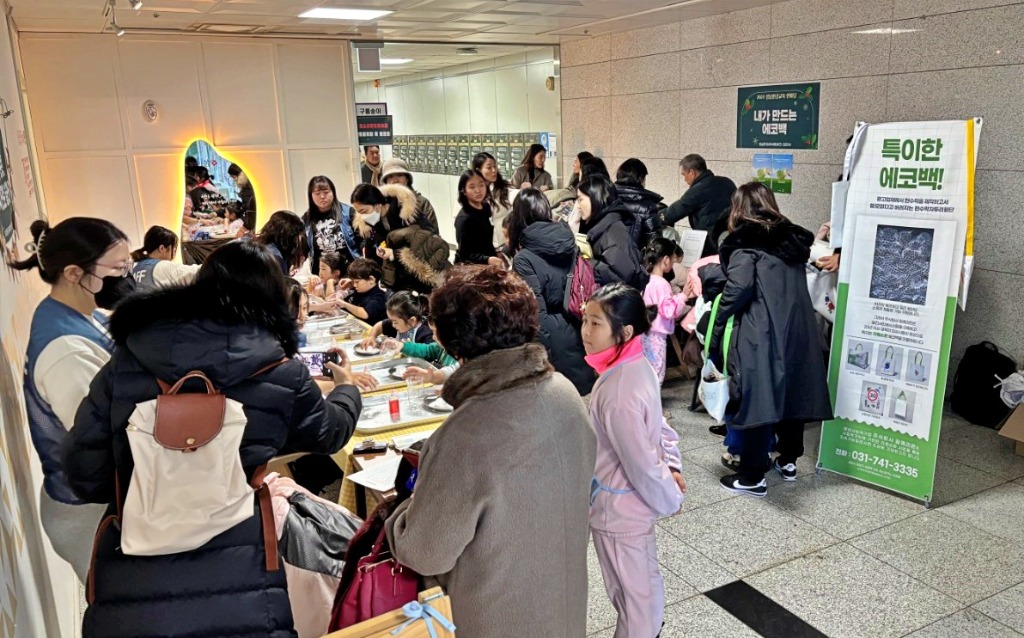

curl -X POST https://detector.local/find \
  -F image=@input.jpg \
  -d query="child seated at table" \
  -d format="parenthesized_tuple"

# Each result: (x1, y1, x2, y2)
(359, 291, 434, 346)
(309, 252, 349, 316)
(286, 278, 310, 347)
(336, 258, 387, 324)
(224, 202, 246, 237)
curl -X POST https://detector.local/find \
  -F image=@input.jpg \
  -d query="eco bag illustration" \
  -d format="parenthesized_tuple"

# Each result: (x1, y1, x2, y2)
(848, 343, 869, 369)
(862, 384, 884, 413)
(912, 352, 927, 382)
(880, 346, 899, 377)
(894, 391, 909, 420)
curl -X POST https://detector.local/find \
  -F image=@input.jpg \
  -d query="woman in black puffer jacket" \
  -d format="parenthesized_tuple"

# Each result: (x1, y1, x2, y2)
(614, 158, 664, 248)
(64, 241, 363, 638)
(509, 189, 596, 395)
(578, 175, 649, 291)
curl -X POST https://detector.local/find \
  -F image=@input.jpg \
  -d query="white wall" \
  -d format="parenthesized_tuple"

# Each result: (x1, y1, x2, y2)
(19, 33, 361, 247)
(0, 3, 73, 636)
(355, 48, 561, 243)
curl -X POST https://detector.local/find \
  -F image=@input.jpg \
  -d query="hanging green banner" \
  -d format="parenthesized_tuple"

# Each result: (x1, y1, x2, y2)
(818, 119, 982, 505)
(737, 83, 819, 149)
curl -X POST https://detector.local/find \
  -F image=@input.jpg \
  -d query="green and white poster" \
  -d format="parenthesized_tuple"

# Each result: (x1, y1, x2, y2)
(819, 119, 982, 504)
(752, 153, 793, 193)
(737, 83, 819, 149)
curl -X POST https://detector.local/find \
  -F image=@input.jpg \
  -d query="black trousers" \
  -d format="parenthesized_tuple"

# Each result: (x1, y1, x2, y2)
(737, 421, 805, 483)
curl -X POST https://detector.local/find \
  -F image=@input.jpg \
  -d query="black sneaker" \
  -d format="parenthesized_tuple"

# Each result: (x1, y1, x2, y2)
(720, 474, 767, 498)
(709, 424, 727, 437)
(773, 459, 797, 481)
(720, 452, 740, 472)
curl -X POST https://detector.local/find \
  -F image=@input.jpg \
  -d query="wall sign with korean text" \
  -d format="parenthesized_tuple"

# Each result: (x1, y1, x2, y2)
(356, 115, 394, 146)
(737, 83, 820, 149)
(356, 102, 387, 117)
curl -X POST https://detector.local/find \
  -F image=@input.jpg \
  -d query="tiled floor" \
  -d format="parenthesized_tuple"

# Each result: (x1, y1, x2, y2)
(586, 378, 1024, 638)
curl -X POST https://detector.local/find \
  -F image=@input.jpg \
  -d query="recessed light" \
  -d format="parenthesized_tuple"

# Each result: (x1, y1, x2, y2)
(130, 0, 143, 10)
(852, 27, 920, 35)
(298, 8, 392, 21)
(380, 58, 412, 65)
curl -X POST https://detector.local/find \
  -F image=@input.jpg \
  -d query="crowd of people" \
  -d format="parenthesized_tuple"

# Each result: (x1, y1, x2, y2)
(11, 140, 835, 638)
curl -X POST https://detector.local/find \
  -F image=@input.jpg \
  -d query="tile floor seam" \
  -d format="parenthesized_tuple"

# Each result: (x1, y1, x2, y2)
(898, 607, 1024, 638)
(843, 524, 981, 610)
(655, 523, 745, 582)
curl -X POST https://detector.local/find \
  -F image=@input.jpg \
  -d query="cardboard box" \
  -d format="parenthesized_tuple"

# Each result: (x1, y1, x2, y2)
(998, 405, 1024, 456)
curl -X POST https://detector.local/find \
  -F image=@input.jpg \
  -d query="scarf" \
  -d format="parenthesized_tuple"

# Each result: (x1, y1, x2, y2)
(367, 162, 382, 187)
(584, 336, 644, 375)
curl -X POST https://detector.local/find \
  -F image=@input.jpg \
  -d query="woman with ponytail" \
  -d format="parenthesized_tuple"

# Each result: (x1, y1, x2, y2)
(8, 217, 131, 581)
(130, 225, 200, 292)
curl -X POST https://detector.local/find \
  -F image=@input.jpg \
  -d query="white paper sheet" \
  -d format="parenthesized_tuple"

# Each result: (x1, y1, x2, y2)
(680, 229, 708, 270)
(347, 456, 402, 493)
(390, 430, 437, 450)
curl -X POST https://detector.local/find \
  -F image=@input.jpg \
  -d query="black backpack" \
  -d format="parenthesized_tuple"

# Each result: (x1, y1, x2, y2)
(950, 341, 1018, 428)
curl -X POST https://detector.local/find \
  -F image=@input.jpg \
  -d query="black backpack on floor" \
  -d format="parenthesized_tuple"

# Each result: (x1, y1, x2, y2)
(950, 341, 1018, 428)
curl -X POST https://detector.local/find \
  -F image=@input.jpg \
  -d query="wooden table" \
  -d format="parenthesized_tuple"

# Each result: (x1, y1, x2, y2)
(331, 418, 443, 515)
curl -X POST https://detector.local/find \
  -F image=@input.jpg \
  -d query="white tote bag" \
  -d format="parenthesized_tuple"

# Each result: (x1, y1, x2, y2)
(806, 264, 838, 324)
(698, 295, 735, 424)
(122, 371, 254, 556)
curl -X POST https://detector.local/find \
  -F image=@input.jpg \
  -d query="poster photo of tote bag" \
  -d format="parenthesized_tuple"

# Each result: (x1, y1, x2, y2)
(869, 225, 934, 306)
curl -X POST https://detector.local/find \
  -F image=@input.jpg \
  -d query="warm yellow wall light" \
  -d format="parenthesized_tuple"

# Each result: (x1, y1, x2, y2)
(181, 137, 265, 234)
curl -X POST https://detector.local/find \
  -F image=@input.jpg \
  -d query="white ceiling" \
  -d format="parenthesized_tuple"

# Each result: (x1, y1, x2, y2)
(9, 0, 781, 42)
(354, 43, 552, 80)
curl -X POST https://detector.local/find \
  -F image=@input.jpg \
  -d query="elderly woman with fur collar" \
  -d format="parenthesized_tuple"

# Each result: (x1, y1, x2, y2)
(350, 183, 449, 292)
(64, 241, 363, 637)
(386, 265, 596, 638)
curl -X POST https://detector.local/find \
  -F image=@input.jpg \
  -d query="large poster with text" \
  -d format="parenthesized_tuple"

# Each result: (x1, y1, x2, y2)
(819, 119, 981, 503)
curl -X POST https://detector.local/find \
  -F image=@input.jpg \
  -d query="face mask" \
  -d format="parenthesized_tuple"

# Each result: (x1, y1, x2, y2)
(363, 212, 381, 226)
(93, 275, 137, 310)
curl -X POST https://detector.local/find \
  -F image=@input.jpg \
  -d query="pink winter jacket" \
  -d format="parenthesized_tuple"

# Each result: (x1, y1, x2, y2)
(681, 254, 721, 333)
(643, 274, 689, 337)
(589, 354, 684, 534)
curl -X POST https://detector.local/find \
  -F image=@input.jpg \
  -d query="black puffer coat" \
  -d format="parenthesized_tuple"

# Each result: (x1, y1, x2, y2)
(708, 220, 833, 429)
(586, 204, 650, 291)
(512, 222, 597, 395)
(614, 182, 663, 248)
(64, 281, 361, 638)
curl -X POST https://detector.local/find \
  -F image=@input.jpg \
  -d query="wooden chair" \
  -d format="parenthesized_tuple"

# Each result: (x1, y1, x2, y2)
(322, 587, 455, 638)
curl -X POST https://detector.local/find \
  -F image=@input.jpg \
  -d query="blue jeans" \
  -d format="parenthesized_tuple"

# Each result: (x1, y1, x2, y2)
(725, 425, 777, 456)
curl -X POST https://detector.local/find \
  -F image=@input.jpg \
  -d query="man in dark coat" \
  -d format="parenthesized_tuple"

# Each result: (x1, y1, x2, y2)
(708, 209, 833, 497)
(614, 157, 663, 248)
(64, 242, 362, 637)
(361, 145, 382, 186)
(512, 221, 597, 395)
(659, 154, 737, 256)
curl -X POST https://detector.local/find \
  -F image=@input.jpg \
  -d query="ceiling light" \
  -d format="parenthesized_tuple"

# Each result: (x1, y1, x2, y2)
(852, 27, 920, 34)
(130, 0, 143, 9)
(113, 20, 125, 37)
(298, 8, 393, 21)
(380, 58, 412, 65)
(456, 47, 478, 56)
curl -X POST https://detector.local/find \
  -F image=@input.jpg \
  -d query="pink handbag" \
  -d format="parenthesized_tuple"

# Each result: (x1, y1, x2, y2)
(334, 526, 419, 627)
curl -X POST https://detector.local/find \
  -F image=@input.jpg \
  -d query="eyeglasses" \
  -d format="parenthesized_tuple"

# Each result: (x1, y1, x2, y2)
(93, 259, 134, 278)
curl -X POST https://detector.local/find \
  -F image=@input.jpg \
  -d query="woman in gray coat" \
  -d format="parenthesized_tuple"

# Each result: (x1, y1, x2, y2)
(386, 265, 596, 637)
(709, 183, 833, 497)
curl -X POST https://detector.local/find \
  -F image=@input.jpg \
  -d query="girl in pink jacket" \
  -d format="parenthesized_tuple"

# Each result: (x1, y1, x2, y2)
(641, 238, 689, 384)
(582, 283, 687, 638)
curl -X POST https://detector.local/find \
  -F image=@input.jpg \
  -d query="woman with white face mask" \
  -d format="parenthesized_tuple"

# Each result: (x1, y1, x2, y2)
(350, 182, 440, 289)
(8, 217, 132, 582)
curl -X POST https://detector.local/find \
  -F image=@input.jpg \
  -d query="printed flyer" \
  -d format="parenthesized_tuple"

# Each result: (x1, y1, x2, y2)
(819, 119, 982, 503)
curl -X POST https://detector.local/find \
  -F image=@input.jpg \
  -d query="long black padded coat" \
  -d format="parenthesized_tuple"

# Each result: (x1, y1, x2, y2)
(585, 203, 650, 291)
(64, 280, 361, 638)
(512, 221, 597, 395)
(707, 220, 833, 430)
